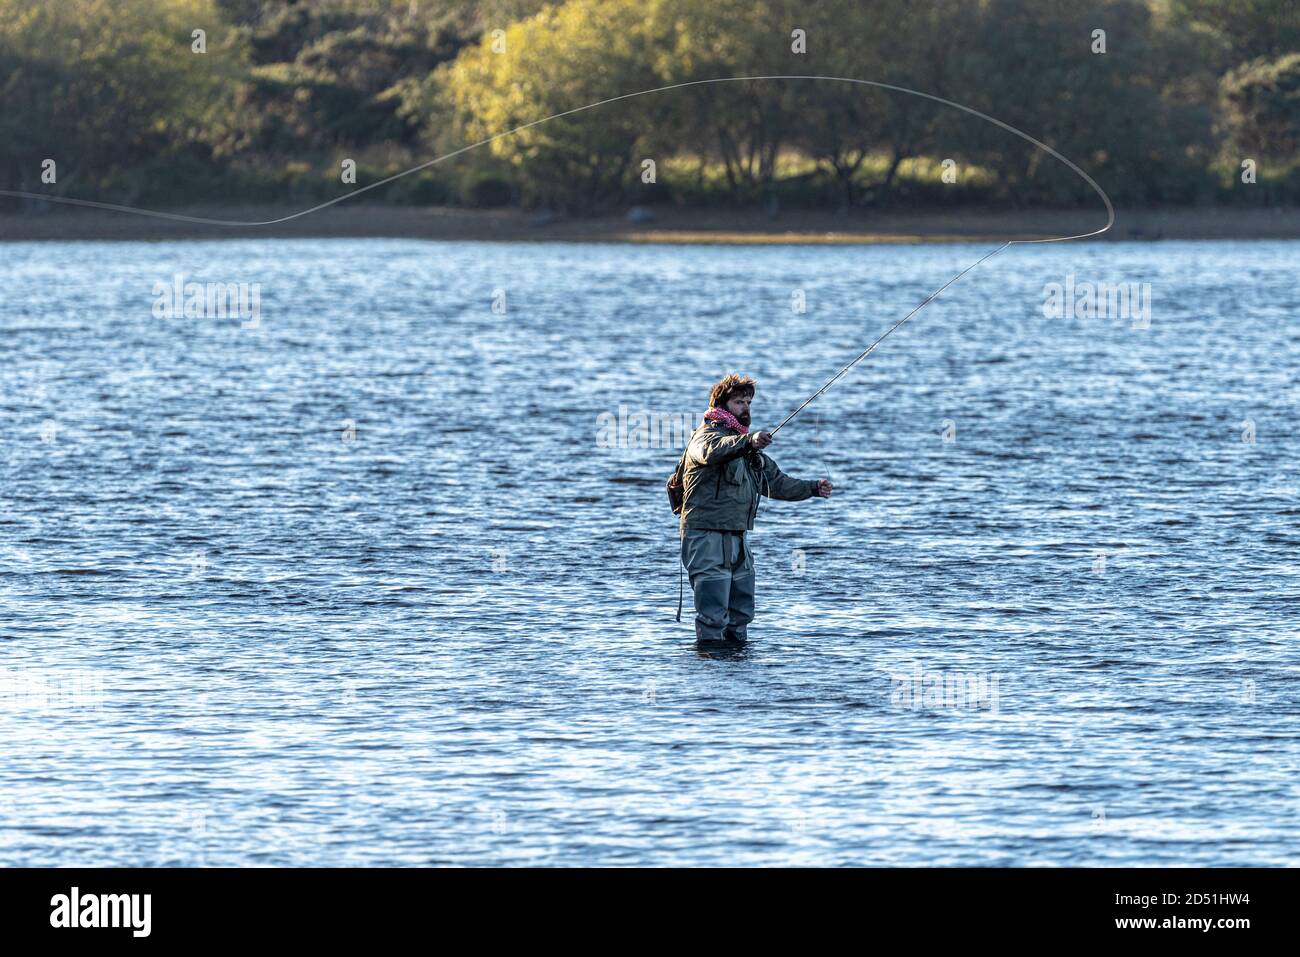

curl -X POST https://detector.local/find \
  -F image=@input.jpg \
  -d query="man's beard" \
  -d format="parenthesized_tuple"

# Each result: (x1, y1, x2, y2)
(737, 409, 751, 427)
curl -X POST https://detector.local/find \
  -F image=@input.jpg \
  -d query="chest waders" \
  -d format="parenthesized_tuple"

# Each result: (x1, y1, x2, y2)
(677, 452, 764, 631)
(677, 457, 749, 622)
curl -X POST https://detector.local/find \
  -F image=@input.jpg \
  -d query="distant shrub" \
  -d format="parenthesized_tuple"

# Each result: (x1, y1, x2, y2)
(468, 174, 513, 207)
(390, 172, 453, 206)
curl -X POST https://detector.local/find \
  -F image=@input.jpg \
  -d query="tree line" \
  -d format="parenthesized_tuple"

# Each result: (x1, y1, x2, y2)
(0, 0, 1295, 213)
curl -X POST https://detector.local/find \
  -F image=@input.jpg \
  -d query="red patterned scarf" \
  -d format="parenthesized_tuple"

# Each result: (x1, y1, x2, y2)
(704, 406, 749, 434)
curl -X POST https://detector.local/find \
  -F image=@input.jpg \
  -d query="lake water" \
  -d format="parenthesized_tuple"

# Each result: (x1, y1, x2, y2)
(1, 237, 1296, 866)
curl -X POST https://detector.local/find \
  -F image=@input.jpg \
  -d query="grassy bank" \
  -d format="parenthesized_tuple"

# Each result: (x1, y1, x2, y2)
(1, 204, 1297, 243)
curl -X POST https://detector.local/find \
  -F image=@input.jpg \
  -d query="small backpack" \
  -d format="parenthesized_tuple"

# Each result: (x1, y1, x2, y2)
(666, 428, 696, 515)
(666, 446, 689, 514)
(668, 432, 698, 622)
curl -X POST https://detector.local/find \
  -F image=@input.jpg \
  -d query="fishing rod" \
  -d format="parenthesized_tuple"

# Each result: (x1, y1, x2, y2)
(0, 69, 1113, 431)
(769, 240, 1012, 437)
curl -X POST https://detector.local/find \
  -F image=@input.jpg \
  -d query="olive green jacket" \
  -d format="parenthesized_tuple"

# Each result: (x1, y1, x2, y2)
(679, 418, 818, 532)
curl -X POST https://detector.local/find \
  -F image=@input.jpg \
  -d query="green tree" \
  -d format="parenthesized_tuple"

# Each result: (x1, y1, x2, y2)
(644, 0, 807, 207)
(438, 0, 661, 210)
(959, 0, 1214, 205)
(1172, 0, 1300, 65)
(225, 0, 479, 156)
(787, 0, 980, 208)
(1222, 53, 1300, 159)
(0, 0, 245, 196)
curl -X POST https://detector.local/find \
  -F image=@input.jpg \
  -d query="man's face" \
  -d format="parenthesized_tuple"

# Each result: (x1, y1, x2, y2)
(725, 391, 752, 427)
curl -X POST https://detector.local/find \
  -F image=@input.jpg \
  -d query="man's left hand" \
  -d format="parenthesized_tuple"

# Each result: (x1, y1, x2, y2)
(815, 479, 833, 498)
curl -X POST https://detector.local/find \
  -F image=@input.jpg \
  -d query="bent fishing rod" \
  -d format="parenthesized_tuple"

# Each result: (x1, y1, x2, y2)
(769, 241, 1012, 437)
(769, 208, 1113, 437)
(0, 68, 1112, 427)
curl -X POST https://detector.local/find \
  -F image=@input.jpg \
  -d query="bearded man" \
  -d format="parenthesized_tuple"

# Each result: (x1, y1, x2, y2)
(678, 373, 833, 645)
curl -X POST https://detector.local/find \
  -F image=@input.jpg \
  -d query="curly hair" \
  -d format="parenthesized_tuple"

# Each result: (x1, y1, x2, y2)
(707, 373, 756, 408)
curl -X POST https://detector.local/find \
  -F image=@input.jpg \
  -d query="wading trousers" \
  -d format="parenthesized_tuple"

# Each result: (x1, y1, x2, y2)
(680, 528, 754, 642)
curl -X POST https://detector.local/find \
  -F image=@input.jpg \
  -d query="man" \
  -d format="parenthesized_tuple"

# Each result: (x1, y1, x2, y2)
(679, 373, 833, 645)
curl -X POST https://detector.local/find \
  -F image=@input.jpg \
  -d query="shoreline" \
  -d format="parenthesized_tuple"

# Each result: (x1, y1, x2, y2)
(1, 204, 1295, 243)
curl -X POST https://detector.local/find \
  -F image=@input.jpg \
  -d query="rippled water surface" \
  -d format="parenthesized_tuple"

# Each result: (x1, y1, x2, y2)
(2, 238, 1297, 866)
